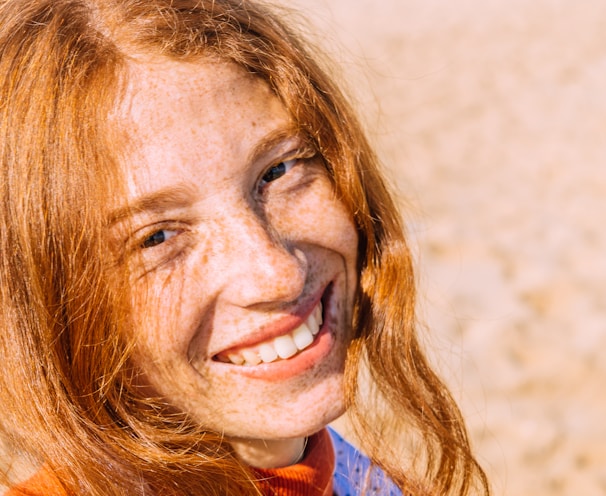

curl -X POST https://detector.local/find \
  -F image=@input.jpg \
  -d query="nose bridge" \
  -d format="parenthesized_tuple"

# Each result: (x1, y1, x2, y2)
(216, 205, 307, 306)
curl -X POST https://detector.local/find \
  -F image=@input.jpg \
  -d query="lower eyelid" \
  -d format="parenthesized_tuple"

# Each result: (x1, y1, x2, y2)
(135, 231, 192, 270)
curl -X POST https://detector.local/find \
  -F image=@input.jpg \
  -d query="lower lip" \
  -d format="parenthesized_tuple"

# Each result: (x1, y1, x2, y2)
(217, 323, 335, 382)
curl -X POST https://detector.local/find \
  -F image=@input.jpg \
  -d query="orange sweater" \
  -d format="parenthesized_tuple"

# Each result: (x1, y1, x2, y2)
(6, 429, 334, 496)
(253, 428, 334, 496)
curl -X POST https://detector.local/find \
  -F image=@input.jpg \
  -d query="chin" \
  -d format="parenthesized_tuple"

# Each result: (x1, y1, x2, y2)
(275, 386, 346, 439)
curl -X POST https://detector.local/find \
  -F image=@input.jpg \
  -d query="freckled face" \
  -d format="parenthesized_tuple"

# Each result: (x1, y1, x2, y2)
(114, 60, 358, 446)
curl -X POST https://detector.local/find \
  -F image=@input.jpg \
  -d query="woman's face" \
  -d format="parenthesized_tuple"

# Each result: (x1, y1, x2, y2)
(112, 59, 358, 450)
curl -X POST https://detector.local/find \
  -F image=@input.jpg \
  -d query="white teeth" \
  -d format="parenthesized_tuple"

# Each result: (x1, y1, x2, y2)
(308, 303, 323, 336)
(242, 349, 262, 366)
(259, 343, 279, 363)
(273, 334, 298, 359)
(314, 303, 323, 326)
(306, 313, 319, 336)
(227, 353, 244, 365)
(220, 300, 323, 365)
(292, 323, 314, 350)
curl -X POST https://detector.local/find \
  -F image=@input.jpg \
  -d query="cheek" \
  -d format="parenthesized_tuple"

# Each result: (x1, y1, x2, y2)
(127, 282, 204, 398)
(129, 271, 191, 359)
(268, 179, 358, 260)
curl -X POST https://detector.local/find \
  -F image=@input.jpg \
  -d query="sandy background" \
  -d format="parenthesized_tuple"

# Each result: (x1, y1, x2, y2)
(1, 1, 605, 494)
(290, 0, 606, 494)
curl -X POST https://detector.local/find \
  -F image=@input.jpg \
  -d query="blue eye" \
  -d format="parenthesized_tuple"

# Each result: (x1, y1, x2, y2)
(141, 229, 178, 248)
(260, 159, 296, 186)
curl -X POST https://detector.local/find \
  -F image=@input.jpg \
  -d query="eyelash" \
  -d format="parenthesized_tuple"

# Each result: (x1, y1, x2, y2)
(258, 145, 318, 191)
(132, 225, 191, 275)
(135, 157, 298, 253)
(141, 228, 180, 249)
(259, 158, 297, 188)
(135, 147, 318, 252)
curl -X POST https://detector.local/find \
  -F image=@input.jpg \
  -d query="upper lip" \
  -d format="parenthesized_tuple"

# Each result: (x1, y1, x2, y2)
(210, 285, 327, 358)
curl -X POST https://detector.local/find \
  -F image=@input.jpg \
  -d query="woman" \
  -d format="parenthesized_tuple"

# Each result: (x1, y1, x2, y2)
(0, 0, 489, 494)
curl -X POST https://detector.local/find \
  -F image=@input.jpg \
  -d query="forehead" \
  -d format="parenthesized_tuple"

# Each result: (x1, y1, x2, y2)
(113, 57, 292, 195)
(117, 57, 285, 136)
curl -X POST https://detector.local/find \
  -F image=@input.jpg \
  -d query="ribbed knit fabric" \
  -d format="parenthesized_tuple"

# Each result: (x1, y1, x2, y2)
(253, 428, 335, 496)
(6, 429, 335, 496)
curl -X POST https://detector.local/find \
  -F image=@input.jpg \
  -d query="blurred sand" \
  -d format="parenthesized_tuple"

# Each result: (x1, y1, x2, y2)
(290, 0, 606, 494)
(2, 1, 605, 494)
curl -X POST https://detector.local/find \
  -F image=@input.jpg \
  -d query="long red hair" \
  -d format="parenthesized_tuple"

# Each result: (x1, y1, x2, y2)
(0, 1, 489, 494)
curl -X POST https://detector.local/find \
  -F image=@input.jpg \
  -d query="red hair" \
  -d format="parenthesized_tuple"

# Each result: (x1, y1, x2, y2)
(0, 1, 489, 494)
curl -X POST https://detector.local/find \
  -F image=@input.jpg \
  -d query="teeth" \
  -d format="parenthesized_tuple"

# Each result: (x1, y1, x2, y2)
(218, 301, 323, 365)
(273, 335, 298, 359)
(242, 349, 262, 366)
(292, 323, 314, 350)
(315, 303, 323, 326)
(227, 353, 244, 365)
(258, 343, 279, 363)
(309, 303, 323, 335)
(308, 314, 320, 336)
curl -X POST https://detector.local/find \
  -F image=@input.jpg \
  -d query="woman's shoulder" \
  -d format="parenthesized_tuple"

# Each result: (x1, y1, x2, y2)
(328, 427, 402, 496)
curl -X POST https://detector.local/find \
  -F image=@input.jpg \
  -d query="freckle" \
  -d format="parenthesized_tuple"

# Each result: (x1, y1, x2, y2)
(251, 121, 257, 127)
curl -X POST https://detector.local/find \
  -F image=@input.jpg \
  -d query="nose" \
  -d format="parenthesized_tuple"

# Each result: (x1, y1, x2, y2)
(209, 208, 308, 309)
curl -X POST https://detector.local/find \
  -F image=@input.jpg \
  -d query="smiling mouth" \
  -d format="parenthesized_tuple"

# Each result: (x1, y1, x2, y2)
(214, 301, 323, 366)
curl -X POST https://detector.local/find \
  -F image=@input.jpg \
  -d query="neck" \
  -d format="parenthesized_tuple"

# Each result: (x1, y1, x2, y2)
(230, 436, 307, 469)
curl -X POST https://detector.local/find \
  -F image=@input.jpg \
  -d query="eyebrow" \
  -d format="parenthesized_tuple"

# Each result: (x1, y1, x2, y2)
(108, 126, 307, 225)
(246, 126, 304, 164)
(108, 184, 197, 225)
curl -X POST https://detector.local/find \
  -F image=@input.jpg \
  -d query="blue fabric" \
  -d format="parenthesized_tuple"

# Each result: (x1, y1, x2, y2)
(328, 427, 402, 496)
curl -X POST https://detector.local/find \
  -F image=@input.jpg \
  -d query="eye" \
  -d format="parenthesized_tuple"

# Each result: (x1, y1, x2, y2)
(141, 229, 179, 249)
(259, 158, 297, 187)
